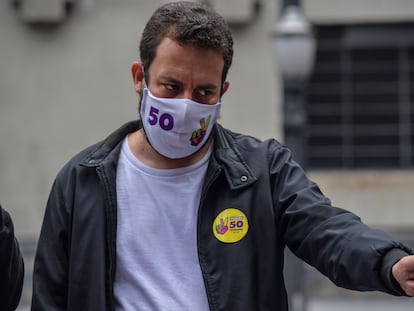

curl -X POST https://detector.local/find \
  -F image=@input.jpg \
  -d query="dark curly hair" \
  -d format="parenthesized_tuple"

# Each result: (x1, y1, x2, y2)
(139, 1, 234, 86)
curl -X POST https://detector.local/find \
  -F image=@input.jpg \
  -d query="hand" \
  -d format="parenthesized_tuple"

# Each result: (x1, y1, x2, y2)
(392, 255, 414, 296)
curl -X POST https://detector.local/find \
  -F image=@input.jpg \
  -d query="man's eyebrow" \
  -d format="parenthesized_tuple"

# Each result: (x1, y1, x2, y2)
(196, 83, 218, 90)
(160, 76, 219, 90)
(159, 75, 181, 84)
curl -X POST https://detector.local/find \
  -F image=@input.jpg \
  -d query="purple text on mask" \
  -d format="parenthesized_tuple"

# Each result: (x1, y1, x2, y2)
(148, 106, 174, 131)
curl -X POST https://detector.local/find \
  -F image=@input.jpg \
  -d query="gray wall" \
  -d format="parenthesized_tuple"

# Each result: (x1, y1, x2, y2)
(306, 0, 414, 24)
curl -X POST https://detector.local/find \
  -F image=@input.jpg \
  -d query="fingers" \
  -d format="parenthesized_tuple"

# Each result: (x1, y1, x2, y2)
(392, 255, 414, 296)
(401, 280, 414, 297)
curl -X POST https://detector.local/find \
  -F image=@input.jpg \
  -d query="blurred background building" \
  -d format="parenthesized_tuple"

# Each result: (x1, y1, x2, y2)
(0, 0, 413, 309)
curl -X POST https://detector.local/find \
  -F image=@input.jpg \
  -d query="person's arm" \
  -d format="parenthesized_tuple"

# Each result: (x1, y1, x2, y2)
(0, 205, 24, 311)
(270, 144, 414, 294)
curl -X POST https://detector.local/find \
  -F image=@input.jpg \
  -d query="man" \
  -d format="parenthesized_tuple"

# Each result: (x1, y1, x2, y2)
(0, 204, 24, 311)
(32, 1, 414, 310)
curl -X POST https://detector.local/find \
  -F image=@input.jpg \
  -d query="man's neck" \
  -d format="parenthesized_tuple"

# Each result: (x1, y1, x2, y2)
(127, 129, 213, 169)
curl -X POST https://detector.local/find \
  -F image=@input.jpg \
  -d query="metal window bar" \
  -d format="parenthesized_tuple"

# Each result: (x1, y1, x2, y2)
(341, 47, 353, 168)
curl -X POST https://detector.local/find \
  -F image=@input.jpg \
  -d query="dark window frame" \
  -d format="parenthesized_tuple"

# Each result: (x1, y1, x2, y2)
(305, 23, 414, 169)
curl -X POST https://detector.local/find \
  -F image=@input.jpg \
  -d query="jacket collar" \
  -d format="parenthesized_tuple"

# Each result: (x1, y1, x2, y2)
(212, 123, 257, 190)
(82, 120, 257, 189)
(81, 121, 141, 167)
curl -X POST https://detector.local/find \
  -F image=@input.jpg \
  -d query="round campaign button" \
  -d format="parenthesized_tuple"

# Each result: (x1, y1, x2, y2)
(213, 208, 249, 243)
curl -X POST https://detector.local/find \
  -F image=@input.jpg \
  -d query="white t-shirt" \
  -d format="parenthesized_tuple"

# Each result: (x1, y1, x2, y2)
(114, 137, 211, 311)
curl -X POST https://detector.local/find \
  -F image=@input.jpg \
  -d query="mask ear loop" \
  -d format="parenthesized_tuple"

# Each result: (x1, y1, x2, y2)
(138, 67, 147, 124)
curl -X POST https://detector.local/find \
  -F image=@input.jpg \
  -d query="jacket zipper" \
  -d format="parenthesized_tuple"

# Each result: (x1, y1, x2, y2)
(97, 165, 117, 311)
(197, 165, 222, 311)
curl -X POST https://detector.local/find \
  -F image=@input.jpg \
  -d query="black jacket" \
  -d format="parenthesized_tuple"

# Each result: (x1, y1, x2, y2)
(0, 205, 24, 311)
(32, 121, 413, 310)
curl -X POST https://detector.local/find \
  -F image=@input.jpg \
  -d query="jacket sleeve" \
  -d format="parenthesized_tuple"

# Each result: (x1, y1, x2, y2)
(271, 145, 414, 296)
(31, 178, 70, 310)
(0, 205, 24, 311)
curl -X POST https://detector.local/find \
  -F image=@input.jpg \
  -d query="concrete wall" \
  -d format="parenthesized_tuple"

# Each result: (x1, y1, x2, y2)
(305, 0, 414, 24)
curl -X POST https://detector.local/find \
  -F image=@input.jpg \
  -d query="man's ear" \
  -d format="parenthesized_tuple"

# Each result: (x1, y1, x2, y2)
(221, 81, 230, 97)
(131, 62, 145, 94)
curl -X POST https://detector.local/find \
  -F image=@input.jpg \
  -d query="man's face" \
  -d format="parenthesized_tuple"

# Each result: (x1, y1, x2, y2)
(144, 37, 229, 105)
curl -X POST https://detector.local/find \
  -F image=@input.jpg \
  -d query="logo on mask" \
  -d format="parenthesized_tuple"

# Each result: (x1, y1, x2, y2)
(190, 115, 211, 146)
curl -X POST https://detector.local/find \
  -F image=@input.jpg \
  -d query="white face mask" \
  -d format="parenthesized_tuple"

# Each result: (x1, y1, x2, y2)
(140, 88, 221, 159)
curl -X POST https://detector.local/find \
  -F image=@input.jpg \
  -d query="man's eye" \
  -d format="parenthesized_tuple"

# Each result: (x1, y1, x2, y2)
(198, 89, 212, 96)
(165, 84, 179, 91)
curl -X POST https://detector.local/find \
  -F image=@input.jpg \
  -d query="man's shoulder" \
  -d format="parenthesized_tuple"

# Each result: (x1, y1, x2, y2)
(53, 140, 106, 181)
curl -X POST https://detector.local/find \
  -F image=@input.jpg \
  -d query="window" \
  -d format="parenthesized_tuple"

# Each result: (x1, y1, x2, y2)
(305, 24, 414, 169)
